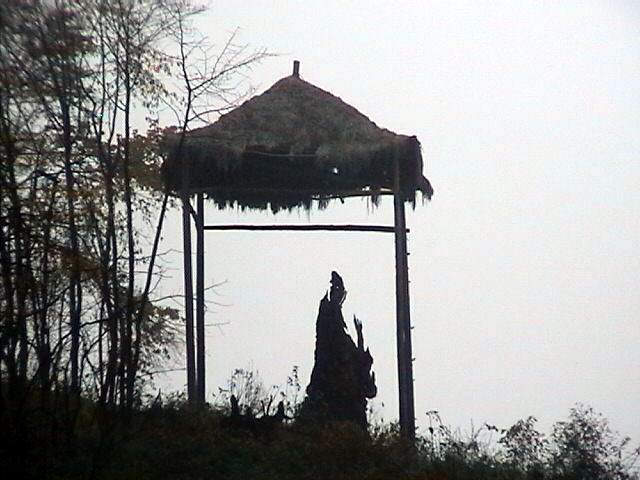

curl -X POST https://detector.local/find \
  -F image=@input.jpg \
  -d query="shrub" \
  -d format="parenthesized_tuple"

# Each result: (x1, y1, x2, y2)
(549, 404, 639, 480)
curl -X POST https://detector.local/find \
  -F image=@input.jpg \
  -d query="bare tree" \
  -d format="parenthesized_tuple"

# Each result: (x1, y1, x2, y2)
(163, 2, 271, 403)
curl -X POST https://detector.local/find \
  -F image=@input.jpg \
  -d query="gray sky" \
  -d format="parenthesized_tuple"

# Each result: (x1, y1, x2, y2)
(156, 0, 640, 438)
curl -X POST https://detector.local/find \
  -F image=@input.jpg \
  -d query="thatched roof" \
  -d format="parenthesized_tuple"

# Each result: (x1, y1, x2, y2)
(162, 64, 433, 212)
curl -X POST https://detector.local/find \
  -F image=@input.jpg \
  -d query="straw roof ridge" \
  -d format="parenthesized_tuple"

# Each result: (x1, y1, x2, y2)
(162, 72, 433, 212)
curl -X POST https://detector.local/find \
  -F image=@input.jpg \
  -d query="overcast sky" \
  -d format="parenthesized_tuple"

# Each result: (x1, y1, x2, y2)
(156, 1, 640, 438)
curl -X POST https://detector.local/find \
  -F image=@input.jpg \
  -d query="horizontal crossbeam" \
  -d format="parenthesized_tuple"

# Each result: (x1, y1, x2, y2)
(202, 224, 407, 233)
(182, 187, 395, 200)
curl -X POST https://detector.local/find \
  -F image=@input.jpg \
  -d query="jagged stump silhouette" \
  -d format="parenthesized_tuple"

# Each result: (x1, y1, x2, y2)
(299, 271, 377, 429)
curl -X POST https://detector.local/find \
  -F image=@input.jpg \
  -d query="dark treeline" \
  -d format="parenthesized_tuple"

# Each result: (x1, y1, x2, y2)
(0, 1, 266, 476)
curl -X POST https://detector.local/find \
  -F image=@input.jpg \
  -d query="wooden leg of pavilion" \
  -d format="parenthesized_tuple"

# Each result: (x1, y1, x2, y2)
(393, 158, 416, 441)
(196, 193, 206, 403)
(181, 191, 196, 402)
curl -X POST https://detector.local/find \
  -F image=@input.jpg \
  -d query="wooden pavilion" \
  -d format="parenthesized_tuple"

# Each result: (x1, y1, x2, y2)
(162, 61, 433, 439)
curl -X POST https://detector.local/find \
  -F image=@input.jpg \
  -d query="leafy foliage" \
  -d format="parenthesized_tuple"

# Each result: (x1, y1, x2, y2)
(549, 404, 638, 480)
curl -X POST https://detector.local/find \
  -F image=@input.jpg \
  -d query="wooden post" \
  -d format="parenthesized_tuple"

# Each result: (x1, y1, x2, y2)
(196, 193, 205, 403)
(181, 183, 196, 402)
(393, 156, 416, 440)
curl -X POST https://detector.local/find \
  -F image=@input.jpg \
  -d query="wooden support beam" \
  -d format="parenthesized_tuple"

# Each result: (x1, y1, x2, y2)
(394, 158, 416, 441)
(181, 191, 196, 402)
(203, 224, 406, 234)
(181, 187, 395, 200)
(196, 193, 205, 403)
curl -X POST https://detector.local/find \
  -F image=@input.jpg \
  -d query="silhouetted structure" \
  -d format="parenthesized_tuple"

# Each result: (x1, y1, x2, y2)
(300, 272, 377, 429)
(164, 61, 432, 439)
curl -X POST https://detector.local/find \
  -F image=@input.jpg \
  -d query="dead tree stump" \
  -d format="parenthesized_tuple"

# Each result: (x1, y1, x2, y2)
(299, 272, 377, 429)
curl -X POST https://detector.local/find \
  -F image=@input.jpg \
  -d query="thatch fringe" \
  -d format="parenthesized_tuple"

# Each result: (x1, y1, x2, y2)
(162, 74, 433, 212)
